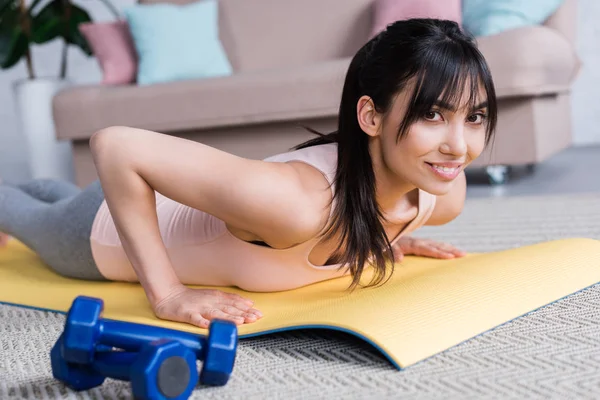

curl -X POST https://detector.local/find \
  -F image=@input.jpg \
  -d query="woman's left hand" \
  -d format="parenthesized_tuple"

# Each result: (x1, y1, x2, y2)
(393, 237, 467, 262)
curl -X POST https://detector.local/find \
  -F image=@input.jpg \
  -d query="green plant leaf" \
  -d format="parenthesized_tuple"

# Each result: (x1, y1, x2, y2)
(0, 0, 19, 24)
(0, 3, 28, 69)
(1, 29, 27, 68)
(0, 0, 15, 19)
(31, 0, 63, 44)
(64, 3, 92, 55)
(31, 0, 92, 53)
(0, 24, 15, 65)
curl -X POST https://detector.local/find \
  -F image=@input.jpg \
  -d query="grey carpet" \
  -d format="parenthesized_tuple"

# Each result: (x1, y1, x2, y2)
(1, 193, 600, 399)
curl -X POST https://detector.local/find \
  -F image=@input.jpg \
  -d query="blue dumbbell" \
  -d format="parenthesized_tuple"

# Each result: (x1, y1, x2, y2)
(51, 334, 198, 399)
(61, 296, 237, 386)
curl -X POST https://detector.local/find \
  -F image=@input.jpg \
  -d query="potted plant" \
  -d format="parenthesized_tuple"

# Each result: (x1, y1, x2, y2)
(0, 0, 119, 181)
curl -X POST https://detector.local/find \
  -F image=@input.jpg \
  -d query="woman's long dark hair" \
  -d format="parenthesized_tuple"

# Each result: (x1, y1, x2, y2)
(295, 19, 498, 289)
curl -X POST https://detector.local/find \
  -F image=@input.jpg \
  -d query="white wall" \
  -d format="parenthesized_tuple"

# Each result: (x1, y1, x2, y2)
(0, 0, 598, 181)
(570, 0, 600, 146)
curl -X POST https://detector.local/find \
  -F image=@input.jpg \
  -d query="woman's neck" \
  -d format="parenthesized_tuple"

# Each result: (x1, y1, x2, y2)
(369, 141, 418, 221)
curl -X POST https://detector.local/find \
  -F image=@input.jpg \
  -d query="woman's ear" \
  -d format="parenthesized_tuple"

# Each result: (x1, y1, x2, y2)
(356, 96, 382, 137)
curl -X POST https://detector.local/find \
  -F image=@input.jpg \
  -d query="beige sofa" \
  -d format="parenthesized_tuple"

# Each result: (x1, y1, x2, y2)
(52, 0, 580, 187)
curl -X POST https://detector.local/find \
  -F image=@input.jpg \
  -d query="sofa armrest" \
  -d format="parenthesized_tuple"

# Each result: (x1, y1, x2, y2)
(477, 25, 580, 98)
(543, 0, 577, 45)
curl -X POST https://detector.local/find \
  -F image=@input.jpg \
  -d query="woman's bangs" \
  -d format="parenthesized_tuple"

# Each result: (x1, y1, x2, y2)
(413, 45, 486, 116)
(395, 40, 498, 141)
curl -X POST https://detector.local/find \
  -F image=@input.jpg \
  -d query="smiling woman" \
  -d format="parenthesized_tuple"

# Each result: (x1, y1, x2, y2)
(293, 18, 497, 288)
(0, 18, 497, 329)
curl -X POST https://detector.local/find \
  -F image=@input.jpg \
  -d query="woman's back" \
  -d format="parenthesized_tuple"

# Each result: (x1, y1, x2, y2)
(90, 143, 436, 291)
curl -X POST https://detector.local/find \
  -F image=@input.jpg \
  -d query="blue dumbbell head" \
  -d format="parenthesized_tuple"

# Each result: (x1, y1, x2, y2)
(50, 334, 106, 391)
(200, 319, 238, 386)
(53, 335, 198, 399)
(63, 296, 104, 364)
(62, 295, 239, 386)
(131, 339, 198, 400)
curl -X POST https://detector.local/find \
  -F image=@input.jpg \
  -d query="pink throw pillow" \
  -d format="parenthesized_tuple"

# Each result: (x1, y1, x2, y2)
(79, 20, 138, 85)
(371, 0, 462, 37)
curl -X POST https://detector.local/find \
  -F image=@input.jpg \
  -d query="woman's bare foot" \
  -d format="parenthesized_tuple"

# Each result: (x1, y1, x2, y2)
(0, 233, 10, 247)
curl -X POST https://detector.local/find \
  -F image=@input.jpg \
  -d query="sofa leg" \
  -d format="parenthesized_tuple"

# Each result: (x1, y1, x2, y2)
(525, 163, 536, 173)
(485, 165, 510, 185)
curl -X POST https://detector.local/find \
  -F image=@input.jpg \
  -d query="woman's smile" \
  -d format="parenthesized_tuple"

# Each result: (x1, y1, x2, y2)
(425, 161, 463, 180)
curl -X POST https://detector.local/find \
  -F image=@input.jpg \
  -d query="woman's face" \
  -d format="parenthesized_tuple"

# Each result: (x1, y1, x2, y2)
(372, 83, 489, 196)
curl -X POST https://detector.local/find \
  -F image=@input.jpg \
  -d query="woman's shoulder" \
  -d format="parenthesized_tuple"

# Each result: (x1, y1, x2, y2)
(258, 143, 338, 244)
(263, 143, 338, 186)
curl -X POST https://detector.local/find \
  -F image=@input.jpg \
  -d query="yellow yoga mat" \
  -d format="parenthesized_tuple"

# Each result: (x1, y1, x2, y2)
(1, 237, 600, 369)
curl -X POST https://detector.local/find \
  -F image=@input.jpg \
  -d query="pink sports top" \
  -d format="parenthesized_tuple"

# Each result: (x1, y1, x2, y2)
(89, 143, 437, 292)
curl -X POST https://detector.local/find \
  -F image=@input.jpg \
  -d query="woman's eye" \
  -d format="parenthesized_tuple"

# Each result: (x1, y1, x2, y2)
(424, 111, 442, 121)
(467, 113, 487, 124)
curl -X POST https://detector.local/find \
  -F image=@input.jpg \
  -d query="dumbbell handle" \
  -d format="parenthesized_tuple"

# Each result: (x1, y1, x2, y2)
(98, 320, 207, 360)
(90, 350, 137, 382)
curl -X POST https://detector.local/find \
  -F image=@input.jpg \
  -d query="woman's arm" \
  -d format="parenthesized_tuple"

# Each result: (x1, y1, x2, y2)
(90, 126, 321, 326)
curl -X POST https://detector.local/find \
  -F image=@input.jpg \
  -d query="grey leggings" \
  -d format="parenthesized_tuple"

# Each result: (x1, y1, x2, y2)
(0, 179, 107, 280)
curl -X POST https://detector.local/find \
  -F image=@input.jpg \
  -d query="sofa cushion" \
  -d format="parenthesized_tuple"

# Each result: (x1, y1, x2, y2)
(370, 0, 462, 38)
(78, 21, 138, 85)
(53, 25, 579, 141)
(124, 0, 232, 85)
(463, 0, 564, 37)
(217, 0, 372, 73)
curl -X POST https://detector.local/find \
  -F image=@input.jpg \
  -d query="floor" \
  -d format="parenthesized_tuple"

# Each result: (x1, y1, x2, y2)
(3, 169, 600, 399)
(465, 144, 600, 198)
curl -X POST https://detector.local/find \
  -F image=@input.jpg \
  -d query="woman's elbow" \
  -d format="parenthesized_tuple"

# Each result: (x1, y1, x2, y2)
(90, 126, 131, 165)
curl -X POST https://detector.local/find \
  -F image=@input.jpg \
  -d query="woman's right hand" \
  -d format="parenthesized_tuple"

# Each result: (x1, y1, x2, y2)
(153, 285, 263, 329)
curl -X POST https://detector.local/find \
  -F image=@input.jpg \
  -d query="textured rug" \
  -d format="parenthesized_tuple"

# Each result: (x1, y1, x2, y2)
(1, 193, 600, 399)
